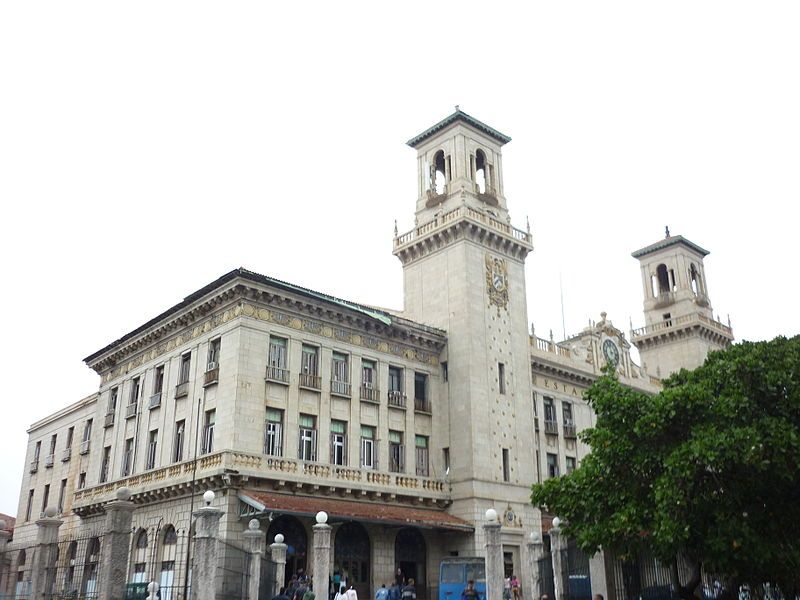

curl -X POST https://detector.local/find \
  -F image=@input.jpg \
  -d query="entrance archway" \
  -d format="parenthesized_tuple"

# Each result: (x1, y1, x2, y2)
(334, 522, 371, 600)
(267, 515, 308, 585)
(395, 528, 427, 599)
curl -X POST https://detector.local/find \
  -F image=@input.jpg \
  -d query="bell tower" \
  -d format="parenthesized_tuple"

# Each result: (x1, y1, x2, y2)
(394, 109, 537, 553)
(630, 229, 734, 377)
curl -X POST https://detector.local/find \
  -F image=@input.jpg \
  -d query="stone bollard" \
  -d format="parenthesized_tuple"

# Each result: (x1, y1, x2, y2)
(549, 519, 569, 600)
(243, 519, 265, 600)
(483, 509, 504, 600)
(29, 507, 63, 599)
(190, 490, 225, 600)
(146, 581, 160, 600)
(312, 512, 331, 599)
(98, 487, 136, 600)
(270, 533, 288, 597)
(525, 531, 544, 600)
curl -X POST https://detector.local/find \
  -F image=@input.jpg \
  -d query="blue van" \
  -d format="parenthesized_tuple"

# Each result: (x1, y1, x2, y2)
(439, 557, 487, 600)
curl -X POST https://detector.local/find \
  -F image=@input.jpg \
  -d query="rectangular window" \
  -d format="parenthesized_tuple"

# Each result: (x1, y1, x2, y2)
(502, 448, 510, 482)
(109, 387, 119, 412)
(99, 446, 111, 483)
(566, 456, 577, 474)
(82, 419, 93, 442)
(153, 365, 165, 394)
(264, 409, 283, 457)
(41, 484, 50, 515)
(389, 430, 404, 473)
(173, 420, 185, 463)
(65, 426, 74, 449)
(415, 435, 429, 476)
(78, 472, 86, 490)
(46, 434, 56, 466)
(267, 336, 289, 382)
(543, 396, 558, 434)
(330, 420, 347, 466)
(49, 434, 57, 454)
(562, 402, 576, 438)
(443, 447, 450, 474)
(34, 440, 41, 460)
(179, 353, 192, 384)
(25, 489, 34, 521)
(388, 366, 403, 392)
(300, 345, 320, 389)
(207, 338, 221, 369)
(414, 372, 430, 412)
(331, 352, 350, 396)
(58, 479, 67, 513)
(202, 410, 215, 455)
(130, 377, 141, 405)
(298, 414, 317, 461)
(146, 430, 158, 470)
(360, 426, 376, 469)
(360, 359, 378, 401)
(442, 361, 448, 382)
(132, 563, 146, 584)
(547, 452, 559, 478)
(498, 363, 506, 394)
(122, 438, 134, 477)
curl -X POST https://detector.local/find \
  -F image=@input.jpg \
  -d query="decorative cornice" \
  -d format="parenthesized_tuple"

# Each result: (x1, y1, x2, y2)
(407, 109, 511, 148)
(631, 235, 710, 259)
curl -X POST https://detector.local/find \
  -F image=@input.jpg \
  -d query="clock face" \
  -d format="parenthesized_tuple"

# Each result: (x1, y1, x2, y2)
(602, 339, 620, 367)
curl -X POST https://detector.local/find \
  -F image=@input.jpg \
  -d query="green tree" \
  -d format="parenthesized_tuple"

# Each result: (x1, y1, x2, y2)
(531, 336, 800, 598)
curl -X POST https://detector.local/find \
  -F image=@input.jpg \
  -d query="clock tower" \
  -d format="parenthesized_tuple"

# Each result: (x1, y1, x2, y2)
(393, 109, 537, 554)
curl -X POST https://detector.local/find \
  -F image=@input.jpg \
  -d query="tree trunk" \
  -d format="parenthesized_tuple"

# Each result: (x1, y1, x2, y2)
(671, 557, 702, 600)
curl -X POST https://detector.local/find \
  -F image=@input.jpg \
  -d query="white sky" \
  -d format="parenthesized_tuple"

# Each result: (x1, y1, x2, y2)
(1, 1, 798, 516)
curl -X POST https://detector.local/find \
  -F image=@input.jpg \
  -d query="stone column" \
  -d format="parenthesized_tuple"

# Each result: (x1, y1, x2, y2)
(243, 519, 266, 600)
(97, 487, 136, 600)
(312, 511, 332, 598)
(484, 509, 504, 600)
(589, 550, 616, 600)
(549, 522, 569, 600)
(524, 532, 544, 600)
(270, 533, 288, 596)
(29, 507, 63, 599)
(190, 491, 225, 600)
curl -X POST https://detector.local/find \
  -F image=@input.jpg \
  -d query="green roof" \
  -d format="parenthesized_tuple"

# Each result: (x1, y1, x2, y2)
(407, 108, 511, 148)
(632, 235, 710, 259)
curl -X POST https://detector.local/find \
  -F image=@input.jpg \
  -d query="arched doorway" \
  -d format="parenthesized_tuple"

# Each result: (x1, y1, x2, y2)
(395, 528, 427, 599)
(335, 522, 371, 600)
(267, 515, 308, 585)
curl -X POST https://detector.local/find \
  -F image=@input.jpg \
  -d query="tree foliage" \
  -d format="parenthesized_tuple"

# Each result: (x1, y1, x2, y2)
(531, 335, 800, 596)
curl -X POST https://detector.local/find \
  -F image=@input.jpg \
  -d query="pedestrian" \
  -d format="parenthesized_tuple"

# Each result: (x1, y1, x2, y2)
(334, 586, 348, 600)
(346, 586, 359, 600)
(461, 580, 480, 600)
(395, 568, 405, 587)
(303, 585, 316, 600)
(388, 583, 400, 600)
(401, 578, 416, 600)
(504, 575, 512, 600)
(272, 587, 292, 600)
(511, 575, 521, 600)
(376, 583, 389, 600)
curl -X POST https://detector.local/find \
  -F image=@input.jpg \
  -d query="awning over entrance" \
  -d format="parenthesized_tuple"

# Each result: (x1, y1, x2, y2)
(240, 490, 473, 532)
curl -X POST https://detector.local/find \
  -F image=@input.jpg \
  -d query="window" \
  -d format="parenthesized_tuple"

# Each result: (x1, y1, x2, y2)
(160, 526, 178, 597)
(547, 453, 559, 478)
(502, 448, 510, 482)
(82, 538, 100, 596)
(562, 402, 576, 438)
(82, 419, 93, 446)
(173, 420, 185, 463)
(65, 426, 74, 449)
(388, 366, 405, 407)
(360, 359, 378, 401)
(207, 338, 221, 369)
(414, 373, 430, 412)
(130, 377, 141, 406)
(498, 363, 506, 394)
(443, 447, 450, 474)
(108, 387, 119, 413)
(202, 410, 215, 455)
(153, 365, 165, 395)
(360, 426, 376, 469)
(331, 352, 350, 395)
(65, 542, 78, 593)
(543, 396, 558, 434)
(178, 353, 192, 384)
(58, 479, 67, 513)
(78, 472, 86, 490)
(389, 431, 404, 473)
(330, 420, 347, 465)
(25, 489, 34, 521)
(267, 336, 289, 382)
(99, 446, 111, 483)
(298, 415, 317, 461)
(264, 409, 283, 456)
(132, 530, 148, 584)
(122, 438, 134, 477)
(300, 345, 320, 389)
(41, 484, 50, 515)
(566, 456, 576, 474)
(33, 440, 41, 460)
(146, 430, 158, 470)
(442, 361, 448, 382)
(46, 434, 57, 466)
(415, 435, 429, 476)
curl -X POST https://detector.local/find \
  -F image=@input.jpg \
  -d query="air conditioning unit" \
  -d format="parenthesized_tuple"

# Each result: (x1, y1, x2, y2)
(206, 361, 217, 371)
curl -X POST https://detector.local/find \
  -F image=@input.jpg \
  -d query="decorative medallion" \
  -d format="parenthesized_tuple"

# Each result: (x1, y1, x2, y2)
(486, 254, 509, 313)
(502, 504, 523, 528)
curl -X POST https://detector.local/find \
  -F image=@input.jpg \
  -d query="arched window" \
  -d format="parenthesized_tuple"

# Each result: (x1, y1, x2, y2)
(64, 541, 78, 593)
(159, 525, 178, 600)
(475, 149, 488, 193)
(82, 537, 101, 596)
(689, 263, 702, 296)
(131, 529, 148, 584)
(655, 264, 670, 295)
(395, 528, 427, 595)
(335, 522, 371, 600)
(17, 549, 26, 566)
(267, 515, 308, 587)
(433, 150, 447, 195)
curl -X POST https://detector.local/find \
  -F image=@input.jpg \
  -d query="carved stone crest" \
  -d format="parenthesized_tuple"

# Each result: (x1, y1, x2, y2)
(486, 254, 509, 313)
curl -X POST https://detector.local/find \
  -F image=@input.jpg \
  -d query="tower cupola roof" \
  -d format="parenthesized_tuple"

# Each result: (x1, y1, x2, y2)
(407, 108, 511, 148)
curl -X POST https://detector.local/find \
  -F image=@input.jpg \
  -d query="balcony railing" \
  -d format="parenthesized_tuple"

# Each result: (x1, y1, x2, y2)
(29, 459, 39, 473)
(632, 312, 733, 339)
(414, 397, 431, 413)
(175, 381, 189, 399)
(62, 447, 72, 462)
(203, 365, 219, 387)
(544, 420, 559, 435)
(331, 380, 351, 397)
(266, 366, 289, 384)
(387, 391, 406, 408)
(125, 403, 138, 419)
(104, 412, 115, 428)
(149, 393, 162, 409)
(44, 454, 54, 468)
(563, 423, 577, 439)
(299, 373, 321, 390)
(360, 385, 379, 403)
(79, 440, 90, 455)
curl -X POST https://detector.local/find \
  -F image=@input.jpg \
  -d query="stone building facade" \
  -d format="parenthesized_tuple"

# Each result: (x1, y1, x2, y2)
(6, 110, 734, 599)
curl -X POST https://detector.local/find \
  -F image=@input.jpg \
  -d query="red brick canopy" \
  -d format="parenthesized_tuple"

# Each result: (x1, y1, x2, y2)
(241, 491, 472, 532)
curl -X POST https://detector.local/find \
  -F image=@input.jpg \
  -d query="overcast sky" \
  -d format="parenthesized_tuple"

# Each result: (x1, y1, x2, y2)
(1, 1, 798, 516)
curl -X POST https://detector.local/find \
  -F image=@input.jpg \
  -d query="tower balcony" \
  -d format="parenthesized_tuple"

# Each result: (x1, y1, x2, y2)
(632, 312, 734, 348)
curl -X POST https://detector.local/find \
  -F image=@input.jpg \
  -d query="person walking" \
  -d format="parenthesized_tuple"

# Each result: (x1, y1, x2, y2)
(400, 578, 416, 600)
(376, 583, 389, 600)
(334, 586, 348, 600)
(461, 580, 480, 600)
